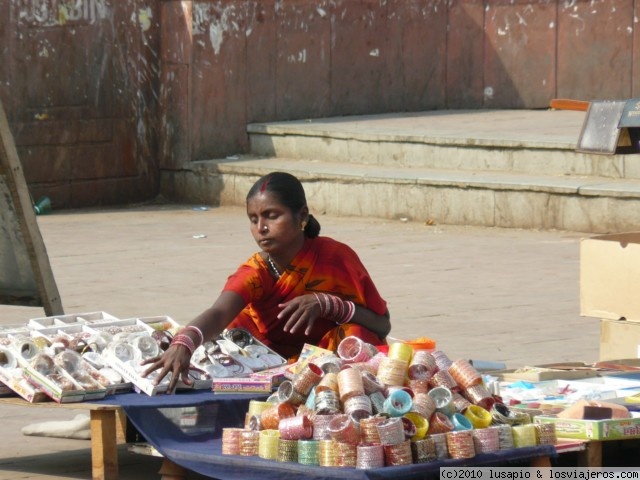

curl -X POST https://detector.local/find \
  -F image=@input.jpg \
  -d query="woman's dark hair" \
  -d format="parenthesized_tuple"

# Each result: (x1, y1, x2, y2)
(247, 171, 321, 238)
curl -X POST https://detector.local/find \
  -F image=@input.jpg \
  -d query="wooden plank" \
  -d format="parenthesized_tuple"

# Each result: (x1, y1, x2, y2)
(0, 98, 63, 316)
(90, 409, 119, 480)
(550, 99, 591, 112)
(577, 440, 603, 467)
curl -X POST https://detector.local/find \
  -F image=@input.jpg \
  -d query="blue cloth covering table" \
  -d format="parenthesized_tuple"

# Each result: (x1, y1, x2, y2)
(94, 391, 557, 480)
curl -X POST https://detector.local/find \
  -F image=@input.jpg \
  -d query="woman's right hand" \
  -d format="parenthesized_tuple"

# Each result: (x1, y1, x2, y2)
(141, 344, 193, 393)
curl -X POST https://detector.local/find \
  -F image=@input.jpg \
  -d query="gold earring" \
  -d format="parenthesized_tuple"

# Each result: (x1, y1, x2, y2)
(301, 221, 307, 231)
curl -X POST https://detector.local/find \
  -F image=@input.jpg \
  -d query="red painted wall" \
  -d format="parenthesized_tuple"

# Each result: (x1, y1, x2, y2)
(1, 0, 637, 207)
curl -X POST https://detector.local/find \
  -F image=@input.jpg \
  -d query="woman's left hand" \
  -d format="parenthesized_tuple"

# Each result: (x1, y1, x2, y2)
(278, 294, 321, 335)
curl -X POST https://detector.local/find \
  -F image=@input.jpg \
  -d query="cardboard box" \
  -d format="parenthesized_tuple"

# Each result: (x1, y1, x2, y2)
(212, 377, 273, 394)
(0, 368, 48, 402)
(535, 414, 640, 440)
(22, 366, 87, 403)
(104, 351, 169, 396)
(600, 319, 640, 361)
(28, 311, 119, 330)
(285, 343, 333, 379)
(581, 233, 640, 321)
(250, 364, 289, 389)
(494, 362, 601, 382)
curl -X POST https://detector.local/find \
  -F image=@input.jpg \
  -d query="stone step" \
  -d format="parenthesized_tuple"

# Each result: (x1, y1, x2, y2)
(246, 110, 640, 180)
(165, 156, 640, 233)
(161, 110, 640, 233)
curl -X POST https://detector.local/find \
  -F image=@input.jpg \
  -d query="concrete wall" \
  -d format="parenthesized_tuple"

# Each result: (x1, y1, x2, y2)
(1, 0, 638, 207)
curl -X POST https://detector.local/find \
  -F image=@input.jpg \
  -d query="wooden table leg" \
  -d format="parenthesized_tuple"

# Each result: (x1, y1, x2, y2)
(158, 457, 187, 480)
(530, 456, 552, 467)
(90, 409, 118, 480)
(577, 440, 602, 467)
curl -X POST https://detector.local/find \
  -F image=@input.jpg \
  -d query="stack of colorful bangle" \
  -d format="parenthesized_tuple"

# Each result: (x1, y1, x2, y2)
(220, 335, 560, 469)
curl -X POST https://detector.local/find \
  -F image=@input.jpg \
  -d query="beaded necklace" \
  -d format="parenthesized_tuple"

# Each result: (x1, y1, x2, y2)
(267, 255, 281, 279)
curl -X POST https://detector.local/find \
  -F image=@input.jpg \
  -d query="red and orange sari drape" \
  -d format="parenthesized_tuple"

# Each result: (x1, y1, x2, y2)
(223, 237, 388, 359)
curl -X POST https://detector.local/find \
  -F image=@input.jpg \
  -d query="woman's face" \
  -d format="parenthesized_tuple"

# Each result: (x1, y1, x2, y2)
(246, 191, 306, 256)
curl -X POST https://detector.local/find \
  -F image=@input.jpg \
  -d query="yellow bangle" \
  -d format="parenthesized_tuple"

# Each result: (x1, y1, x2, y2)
(464, 404, 492, 428)
(403, 412, 429, 441)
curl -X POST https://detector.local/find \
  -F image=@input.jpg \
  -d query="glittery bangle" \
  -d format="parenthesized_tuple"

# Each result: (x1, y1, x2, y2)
(384, 439, 413, 465)
(279, 415, 313, 440)
(375, 417, 405, 446)
(431, 432, 450, 459)
(446, 430, 475, 459)
(297, 439, 320, 465)
(170, 334, 195, 355)
(495, 424, 514, 449)
(432, 350, 453, 370)
(343, 394, 373, 420)
(403, 412, 428, 441)
(411, 392, 436, 419)
(429, 369, 459, 390)
(182, 325, 204, 347)
(221, 427, 244, 455)
(427, 412, 455, 435)
(260, 402, 296, 430)
(336, 441, 358, 467)
(318, 439, 338, 466)
(452, 392, 472, 413)
(490, 402, 515, 425)
(258, 429, 280, 460)
(376, 356, 407, 387)
(464, 404, 492, 428)
(410, 350, 438, 374)
(312, 414, 337, 440)
(369, 391, 386, 414)
(383, 389, 412, 417)
(314, 390, 341, 415)
(277, 438, 299, 462)
(448, 359, 482, 390)
(534, 423, 557, 445)
(337, 336, 371, 364)
(315, 372, 339, 394)
(239, 430, 260, 456)
(464, 383, 495, 410)
(411, 437, 437, 463)
(359, 415, 386, 445)
(314, 292, 355, 325)
(361, 370, 385, 395)
(327, 414, 361, 445)
(428, 386, 455, 416)
(356, 443, 385, 469)
(292, 362, 323, 396)
(408, 378, 431, 394)
(512, 424, 537, 448)
(472, 426, 500, 454)
(277, 380, 306, 406)
(387, 342, 413, 363)
(450, 412, 473, 431)
(337, 366, 365, 401)
(248, 400, 271, 417)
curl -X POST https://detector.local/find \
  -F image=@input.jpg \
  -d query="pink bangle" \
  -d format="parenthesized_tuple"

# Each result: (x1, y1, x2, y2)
(171, 334, 195, 355)
(182, 326, 204, 347)
(314, 293, 356, 325)
(336, 300, 356, 325)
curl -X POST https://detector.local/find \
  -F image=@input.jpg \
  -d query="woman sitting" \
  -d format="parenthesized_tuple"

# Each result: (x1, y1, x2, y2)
(143, 171, 390, 392)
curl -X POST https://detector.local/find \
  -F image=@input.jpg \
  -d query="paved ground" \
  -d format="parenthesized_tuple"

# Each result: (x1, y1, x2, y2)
(0, 202, 601, 479)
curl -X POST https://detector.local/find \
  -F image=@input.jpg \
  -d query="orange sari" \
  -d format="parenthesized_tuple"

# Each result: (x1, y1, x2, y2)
(223, 237, 388, 359)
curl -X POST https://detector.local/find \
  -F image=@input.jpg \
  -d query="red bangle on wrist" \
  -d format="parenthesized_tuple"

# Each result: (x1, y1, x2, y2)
(313, 293, 356, 325)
